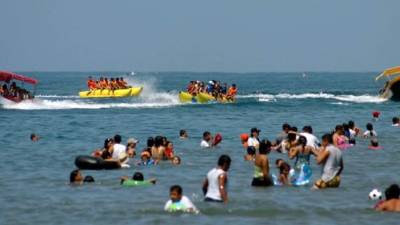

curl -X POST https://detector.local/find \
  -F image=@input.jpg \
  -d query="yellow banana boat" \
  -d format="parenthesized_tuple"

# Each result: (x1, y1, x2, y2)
(179, 91, 234, 104)
(79, 87, 143, 98)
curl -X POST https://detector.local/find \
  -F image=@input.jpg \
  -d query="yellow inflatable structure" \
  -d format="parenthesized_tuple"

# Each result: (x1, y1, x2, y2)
(79, 87, 143, 98)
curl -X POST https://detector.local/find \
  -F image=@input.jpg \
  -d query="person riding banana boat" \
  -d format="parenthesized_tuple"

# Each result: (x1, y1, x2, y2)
(87, 76, 130, 92)
(180, 80, 237, 103)
(79, 76, 142, 98)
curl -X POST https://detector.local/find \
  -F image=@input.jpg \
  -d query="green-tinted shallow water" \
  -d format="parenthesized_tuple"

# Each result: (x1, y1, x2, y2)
(1, 72, 400, 225)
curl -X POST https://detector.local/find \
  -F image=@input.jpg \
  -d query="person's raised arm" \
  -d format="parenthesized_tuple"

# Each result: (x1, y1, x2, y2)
(315, 149, 330, 165)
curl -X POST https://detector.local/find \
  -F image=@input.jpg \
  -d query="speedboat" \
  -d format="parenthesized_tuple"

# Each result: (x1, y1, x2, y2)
(0, 71, 38, 103)
(376, 66, 400, 101)
(79, 87, 143, 98)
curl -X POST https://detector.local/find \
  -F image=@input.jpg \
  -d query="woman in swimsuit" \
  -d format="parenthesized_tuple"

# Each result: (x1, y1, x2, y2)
(333, 125, 351, 150)
(289, 136, 315, 171)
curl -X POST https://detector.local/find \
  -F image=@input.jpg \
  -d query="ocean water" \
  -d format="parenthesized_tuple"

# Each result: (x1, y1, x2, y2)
(1, 72, 399, 225)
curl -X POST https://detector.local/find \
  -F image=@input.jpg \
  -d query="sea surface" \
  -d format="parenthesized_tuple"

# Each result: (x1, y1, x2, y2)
(1, 72, 399, 225)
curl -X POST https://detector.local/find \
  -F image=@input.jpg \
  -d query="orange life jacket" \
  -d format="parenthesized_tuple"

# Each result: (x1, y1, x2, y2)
(88, 80, 97, 89)
(227, 87, 237, 96)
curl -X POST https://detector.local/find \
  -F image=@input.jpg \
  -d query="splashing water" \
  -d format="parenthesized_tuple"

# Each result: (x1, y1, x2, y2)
(238, 92, 386, 103)
(1, 76, 182, 110)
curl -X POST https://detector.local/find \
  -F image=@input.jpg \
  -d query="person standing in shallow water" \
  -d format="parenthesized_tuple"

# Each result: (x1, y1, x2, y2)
(247, 128, 261, 150)
(202, 155, 231, 203)
(312, 134, 343, 189)
(251, 139, 273, 187)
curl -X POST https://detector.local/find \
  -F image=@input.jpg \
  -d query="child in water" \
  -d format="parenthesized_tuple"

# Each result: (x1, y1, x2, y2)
(138, 151, 156, 166)
(278, 161, 292, 186)
(363, 123, 377, 138)
(70, 170, 83, 184)
(171, 156, 181, 165)
(164, 185, 199, 213)
(120, 172, 156, 186)
(368, 138, 383, 150)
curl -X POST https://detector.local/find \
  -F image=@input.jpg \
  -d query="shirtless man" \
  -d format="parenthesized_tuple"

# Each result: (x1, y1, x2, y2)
(376, 184, 400, 212)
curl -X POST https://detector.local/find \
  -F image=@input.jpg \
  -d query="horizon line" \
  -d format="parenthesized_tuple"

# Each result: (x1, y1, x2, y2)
(6, 70, 381, 74)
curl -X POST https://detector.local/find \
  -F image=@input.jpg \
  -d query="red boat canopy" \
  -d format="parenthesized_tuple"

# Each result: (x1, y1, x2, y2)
(0, 71, 38, 85)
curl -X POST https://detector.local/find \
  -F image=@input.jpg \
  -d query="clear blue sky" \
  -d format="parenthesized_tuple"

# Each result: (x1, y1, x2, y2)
(0, 0, 399, 72)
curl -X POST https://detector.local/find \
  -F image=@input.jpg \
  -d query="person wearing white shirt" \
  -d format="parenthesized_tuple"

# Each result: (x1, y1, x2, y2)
(300, 126, 320, 149)
(112, 135, 128, 163)
(363, 123, 378, 138)
(200, 131, 212, 148)
(164, 185, 199, 213)
(247, 127, 261, 150)
(203, 155, 231, 203)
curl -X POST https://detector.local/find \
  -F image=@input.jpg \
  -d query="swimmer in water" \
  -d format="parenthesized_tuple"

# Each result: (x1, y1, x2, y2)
(203, 155, 231, 203)
(247, 128, 261, 150)
(332, 125, 350, 150)
(375, 184, 400, 212)
(70, 170, 83, 184)
(171, 156, 181, 165)
(179, 130, 188, 139)
(289, 136, 315, 170)
(368, 138, 382, 150)
(126, 138, 138, 158)
(347, 120, 359, 145)
(363, 123, 377, 138)
(164, 141, 175, 160)
(152, 136, 166, 161)
(120, 172, 156, 185)
(312, 134, 343, 189)
(138, 151, 156, 166)
(164, 185, 199, 213)
(83, 176, 95, 183)
(200, 131, 213, 148)
(278, 161, 291, 186)
(251, 139, 273, 187)
(30, 133, 40, 142)
(392, 117, 400, 127)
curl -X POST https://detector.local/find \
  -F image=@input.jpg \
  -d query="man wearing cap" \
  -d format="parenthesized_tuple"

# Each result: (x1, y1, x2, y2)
(126, 138, 139, 158)
(248, 128, 261, 150)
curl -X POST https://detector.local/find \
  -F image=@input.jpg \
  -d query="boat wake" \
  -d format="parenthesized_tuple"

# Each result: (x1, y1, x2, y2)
(238, 92, 387, 103)
(1, 77, 181, 110)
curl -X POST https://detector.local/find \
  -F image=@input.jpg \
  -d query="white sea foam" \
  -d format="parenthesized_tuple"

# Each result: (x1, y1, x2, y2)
(237, 92, 386, 104)
(1, 99, 179, 110)
(36, 95, 79, 99)
(2, 77, 182, 110)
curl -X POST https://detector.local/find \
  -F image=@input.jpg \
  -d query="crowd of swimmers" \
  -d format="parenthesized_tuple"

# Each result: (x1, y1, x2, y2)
(66, 114, 400, 213)
(0, 81, 33, 101)
(186, 80, 238, 100)
(90, 134, 181, 167)
(86, 76, 130, 91)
